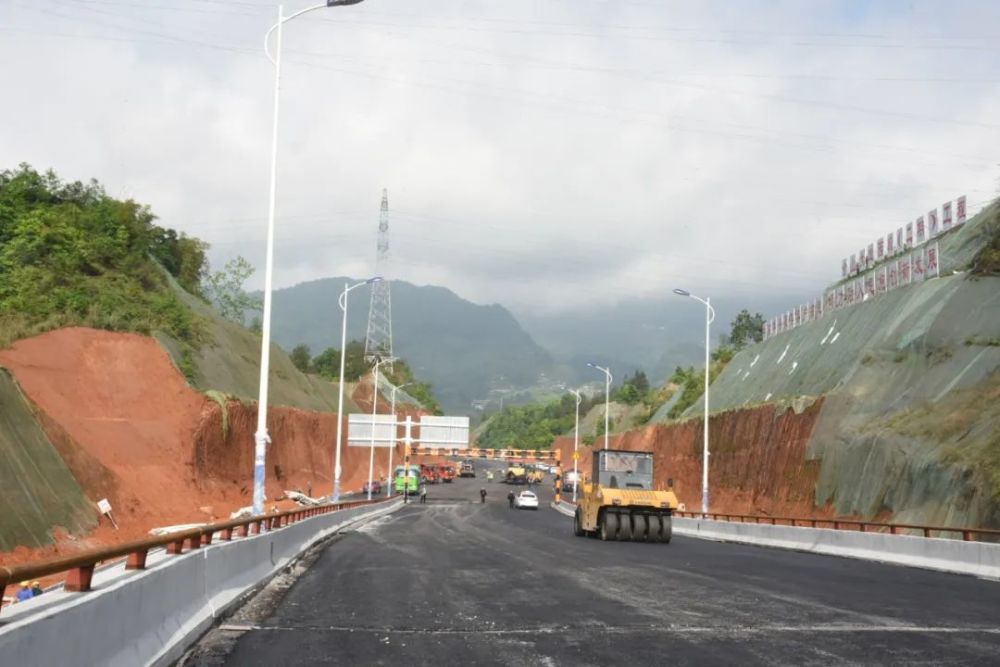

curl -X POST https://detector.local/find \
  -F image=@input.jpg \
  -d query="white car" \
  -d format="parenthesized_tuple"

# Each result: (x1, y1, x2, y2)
(514, 490, 539, 510)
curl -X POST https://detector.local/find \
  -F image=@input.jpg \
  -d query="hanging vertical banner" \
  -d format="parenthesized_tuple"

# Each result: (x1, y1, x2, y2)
(877, 237, 885, 260)
(916, 216, 926, 244)
(825, 291, 834, 312)
(886, 232, 895, 256)
(900, 256, 911, 284)
(877, 268, 886, 293)
(850, 253, 858, 274)
(866, 243, 875, 269)
(809, 301, 816, 321)
(905, 222, 914, 248)
(927, 242, 940, 278)
(888, 262, 898, 289)
(841, 258, 848, 278)
(956, 195, 967, 224)
(896, 227, 904, 251)
(928, 209, 939, 237)
(912, 249, 926, 282)
(942, 201, 953, 229)
(856, 278, 865, 302)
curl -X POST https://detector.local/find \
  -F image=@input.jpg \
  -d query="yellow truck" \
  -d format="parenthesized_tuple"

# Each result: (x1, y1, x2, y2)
(573, 449, 678, 543)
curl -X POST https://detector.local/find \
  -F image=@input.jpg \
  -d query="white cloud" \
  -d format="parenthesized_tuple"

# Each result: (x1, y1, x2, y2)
(1, 0, 997, 319)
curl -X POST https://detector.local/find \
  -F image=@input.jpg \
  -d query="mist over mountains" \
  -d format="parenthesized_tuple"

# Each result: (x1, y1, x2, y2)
(267, 277, 816, 413)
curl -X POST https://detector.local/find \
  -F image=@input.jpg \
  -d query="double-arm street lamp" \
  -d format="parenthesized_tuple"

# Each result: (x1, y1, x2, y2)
(586, 363, 613, 450)
(333, 277, 382, 502)
(673, 288, 715, 516)
(253, 0, 368, 516)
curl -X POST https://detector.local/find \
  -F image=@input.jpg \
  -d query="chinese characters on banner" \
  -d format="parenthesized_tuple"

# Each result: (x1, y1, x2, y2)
(913, 248, 926, 282)
(766, 197, 965, 340)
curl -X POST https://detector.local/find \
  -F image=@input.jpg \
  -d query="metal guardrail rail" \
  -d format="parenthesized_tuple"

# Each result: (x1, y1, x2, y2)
(0, 497, 390, 614)
(672, 510, 1000, 542)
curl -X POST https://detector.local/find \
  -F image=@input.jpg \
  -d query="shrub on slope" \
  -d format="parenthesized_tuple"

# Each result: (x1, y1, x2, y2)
(0, 164, 208, 347)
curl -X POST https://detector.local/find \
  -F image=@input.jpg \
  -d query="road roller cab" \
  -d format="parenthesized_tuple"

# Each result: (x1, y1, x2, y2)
(574, 449, 678, 542)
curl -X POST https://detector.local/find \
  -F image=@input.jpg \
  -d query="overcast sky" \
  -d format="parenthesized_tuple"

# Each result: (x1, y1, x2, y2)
(2, 0, 998, 318)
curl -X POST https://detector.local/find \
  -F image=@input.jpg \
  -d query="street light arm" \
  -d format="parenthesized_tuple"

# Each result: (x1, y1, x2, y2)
(265, 1, 364, 64)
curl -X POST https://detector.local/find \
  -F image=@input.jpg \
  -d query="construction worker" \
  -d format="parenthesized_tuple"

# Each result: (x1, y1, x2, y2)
(16, 581, 33, 602)
(30, 581, 43, 597)
(479, 487, 487, 504)
(507, 490, 515, 509)
(419, 484, 428, 504)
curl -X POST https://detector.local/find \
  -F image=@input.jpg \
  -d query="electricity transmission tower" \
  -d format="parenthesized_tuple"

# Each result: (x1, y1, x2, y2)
(364, 188, 393, 366)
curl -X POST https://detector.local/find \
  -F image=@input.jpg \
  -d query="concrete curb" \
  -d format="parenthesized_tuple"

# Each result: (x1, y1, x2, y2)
(0, 499, 404, 667)
(551, 501, 575, 518)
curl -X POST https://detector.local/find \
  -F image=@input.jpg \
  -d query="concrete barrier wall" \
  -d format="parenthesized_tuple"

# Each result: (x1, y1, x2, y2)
(0, 500, 402, 667)
(552, 500, 1000, 579)
(673, 517, 1000, 579)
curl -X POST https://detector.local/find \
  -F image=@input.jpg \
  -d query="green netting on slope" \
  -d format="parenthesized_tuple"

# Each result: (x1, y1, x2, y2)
(670, 201, 1000, 420)
(155, 271, 359, 414)
(0, 369, 96, 551)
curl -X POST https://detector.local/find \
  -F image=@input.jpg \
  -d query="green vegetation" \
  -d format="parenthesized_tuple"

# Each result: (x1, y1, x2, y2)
(965, 336, 1000, 347)
(290, 343, 312, 372)
(478, 393, 603, 450)
(727, 309, 765, 350)
(0, 164, 209, 348)
(970, 203, 1000, 275)
(204, 256, 261, 324)
(667, 357, 729, 419)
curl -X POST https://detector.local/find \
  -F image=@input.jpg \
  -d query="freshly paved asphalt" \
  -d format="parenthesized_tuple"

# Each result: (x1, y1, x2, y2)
(192, 462, 1000, 666)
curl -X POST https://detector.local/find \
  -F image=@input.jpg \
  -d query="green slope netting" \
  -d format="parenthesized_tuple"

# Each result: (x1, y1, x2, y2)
(0, 369, 95, 550)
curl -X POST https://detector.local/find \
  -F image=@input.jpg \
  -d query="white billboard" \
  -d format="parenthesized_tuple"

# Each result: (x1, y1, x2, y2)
(419, 416, 470, 448)
(348, 414, 397, 447)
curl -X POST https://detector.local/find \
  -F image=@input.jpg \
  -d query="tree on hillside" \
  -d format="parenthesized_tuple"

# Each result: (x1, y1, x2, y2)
(205, 256, 261, 324)
(289, 344, 312, 373)
(148, 226, 209, 297)
(311, 340, 368, 382)
(728, 309, 765, 349)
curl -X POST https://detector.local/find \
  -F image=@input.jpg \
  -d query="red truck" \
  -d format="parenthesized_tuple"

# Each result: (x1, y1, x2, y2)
(440, 465, 456, 483)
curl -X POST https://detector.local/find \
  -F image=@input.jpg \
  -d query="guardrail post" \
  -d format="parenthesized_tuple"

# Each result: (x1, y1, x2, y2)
(221, 527, 233, 541)
(166, 539, 185, 555)
(125, 550, 148, 570)
(923, 527, 931, 538)
(890, 525, 899, 535)
(186, 536, 202, 550)
(201, 532, 213, 546)
(963, 530, 973, 541)
(65, 565, 95, 592)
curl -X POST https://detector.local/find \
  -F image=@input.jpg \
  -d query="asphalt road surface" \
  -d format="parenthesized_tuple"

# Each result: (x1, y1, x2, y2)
(188, 463, 1000, 666)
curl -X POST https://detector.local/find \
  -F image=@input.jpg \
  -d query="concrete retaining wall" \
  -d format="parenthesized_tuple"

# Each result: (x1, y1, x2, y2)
(552, 500, 1000, 579)
(0, 500, 402, 667)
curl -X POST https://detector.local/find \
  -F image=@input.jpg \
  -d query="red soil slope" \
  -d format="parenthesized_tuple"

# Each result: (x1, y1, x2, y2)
(0, 329, 403, 566)
(551, 400, 825, 516)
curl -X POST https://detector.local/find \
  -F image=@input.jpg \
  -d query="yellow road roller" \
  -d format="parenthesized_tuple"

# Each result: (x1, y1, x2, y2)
(574, 449, 678, 543)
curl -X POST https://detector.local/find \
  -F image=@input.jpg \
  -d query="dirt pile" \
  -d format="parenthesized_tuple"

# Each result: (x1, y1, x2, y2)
(553, 400, 825, 516)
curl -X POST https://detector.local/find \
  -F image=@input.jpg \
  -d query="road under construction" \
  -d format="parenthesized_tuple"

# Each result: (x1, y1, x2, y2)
(180, 462, 1000, 666)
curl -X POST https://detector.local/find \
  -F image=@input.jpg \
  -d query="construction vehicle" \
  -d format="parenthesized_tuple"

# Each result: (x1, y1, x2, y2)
(440, 465, 456, 483)
(459, 461, 476, 478)
(527, 467, 544, 485)
(573, 449, 677, 543)
(504, 464, 527, 485)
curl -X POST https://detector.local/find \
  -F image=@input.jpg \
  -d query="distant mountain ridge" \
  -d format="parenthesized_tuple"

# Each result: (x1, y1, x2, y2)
(266, 277, 554, 413)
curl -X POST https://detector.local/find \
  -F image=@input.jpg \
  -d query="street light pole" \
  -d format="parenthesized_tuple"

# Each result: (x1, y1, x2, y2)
(674, 288, 715, 516)
(388, 382, 414, 498)
(367, 356, 396, 501)
(253, 0, 368, 516)
(567, 388, 582, 502)
(586, 363, 613, 450)
(333, 277, 381, 502)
